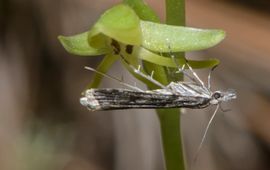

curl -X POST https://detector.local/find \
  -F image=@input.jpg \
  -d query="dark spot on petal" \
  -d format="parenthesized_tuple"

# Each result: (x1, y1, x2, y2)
(111, 39, 120, 54)
(125, 45, 133, 54)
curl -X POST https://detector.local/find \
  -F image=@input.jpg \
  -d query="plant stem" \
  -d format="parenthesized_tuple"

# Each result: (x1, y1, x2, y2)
(166, 0, 185, 26)
(157, 109, 185, 170)
(123, 0, 186, 169)
(157, 1, 186, 170)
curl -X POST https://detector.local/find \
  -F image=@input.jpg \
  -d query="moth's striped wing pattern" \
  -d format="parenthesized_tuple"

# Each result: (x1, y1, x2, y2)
(80, 88, 211, 111)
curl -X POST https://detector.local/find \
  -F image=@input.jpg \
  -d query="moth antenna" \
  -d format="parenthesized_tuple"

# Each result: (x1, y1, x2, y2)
(207, 65, 218, 90)
(193, 104, 220, 163)
(84, 66, 143, 92)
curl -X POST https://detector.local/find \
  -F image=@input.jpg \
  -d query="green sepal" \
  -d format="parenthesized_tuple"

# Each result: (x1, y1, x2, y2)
(141, 21, 225, 52)
(89, 4, 142, 47)
(58, 32, 108, 56)
(132, 46, 219, 68)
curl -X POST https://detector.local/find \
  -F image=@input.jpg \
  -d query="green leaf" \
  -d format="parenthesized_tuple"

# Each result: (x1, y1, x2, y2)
(133, 46, 219, 68)
(58, 32, 108, 56)
(141, 21, 225, 52)
(89, 4, 142, 46)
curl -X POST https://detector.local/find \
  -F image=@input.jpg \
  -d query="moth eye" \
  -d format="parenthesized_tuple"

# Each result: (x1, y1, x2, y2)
(213, 92, 221, 99)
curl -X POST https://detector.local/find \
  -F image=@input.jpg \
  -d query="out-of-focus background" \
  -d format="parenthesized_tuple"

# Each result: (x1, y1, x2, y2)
(1, 0, 270, 170)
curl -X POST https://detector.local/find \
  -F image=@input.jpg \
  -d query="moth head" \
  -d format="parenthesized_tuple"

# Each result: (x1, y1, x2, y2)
(210, 89, 237, 105)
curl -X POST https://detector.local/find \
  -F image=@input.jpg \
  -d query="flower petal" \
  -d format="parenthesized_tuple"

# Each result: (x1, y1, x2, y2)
(89, 4, 142, 46)
(141, 21, 225, 52)
(133, 46, 219, 68)
(58, 32, 108, 56)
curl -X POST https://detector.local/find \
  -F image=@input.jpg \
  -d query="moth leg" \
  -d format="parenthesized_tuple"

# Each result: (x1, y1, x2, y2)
(170, 54, 199, 84)
(120, 54, 167, 89)
(150, 70, 155, 79)
(207, 65, 218, 90)
(133, 64, 167, 89)
(167, 45, 201, 85)
(84, 66, 143, 92)
(184, 58, 208, 91)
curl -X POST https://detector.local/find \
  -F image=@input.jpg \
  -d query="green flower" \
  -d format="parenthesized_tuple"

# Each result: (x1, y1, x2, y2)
(58, 4, 224, 88)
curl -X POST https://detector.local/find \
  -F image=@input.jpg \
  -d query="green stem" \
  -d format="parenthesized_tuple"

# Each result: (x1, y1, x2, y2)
(166, 0, 185, 26)
(157, 1, 186, 170)
(123, 0, 186, 169)
(157, 109, 185, 170)
(88, 54, 118, 88)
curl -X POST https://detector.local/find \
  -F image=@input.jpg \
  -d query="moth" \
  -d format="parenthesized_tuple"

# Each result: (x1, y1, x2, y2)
(80, 61, 236, 112)
(80, 54, 236, 159)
